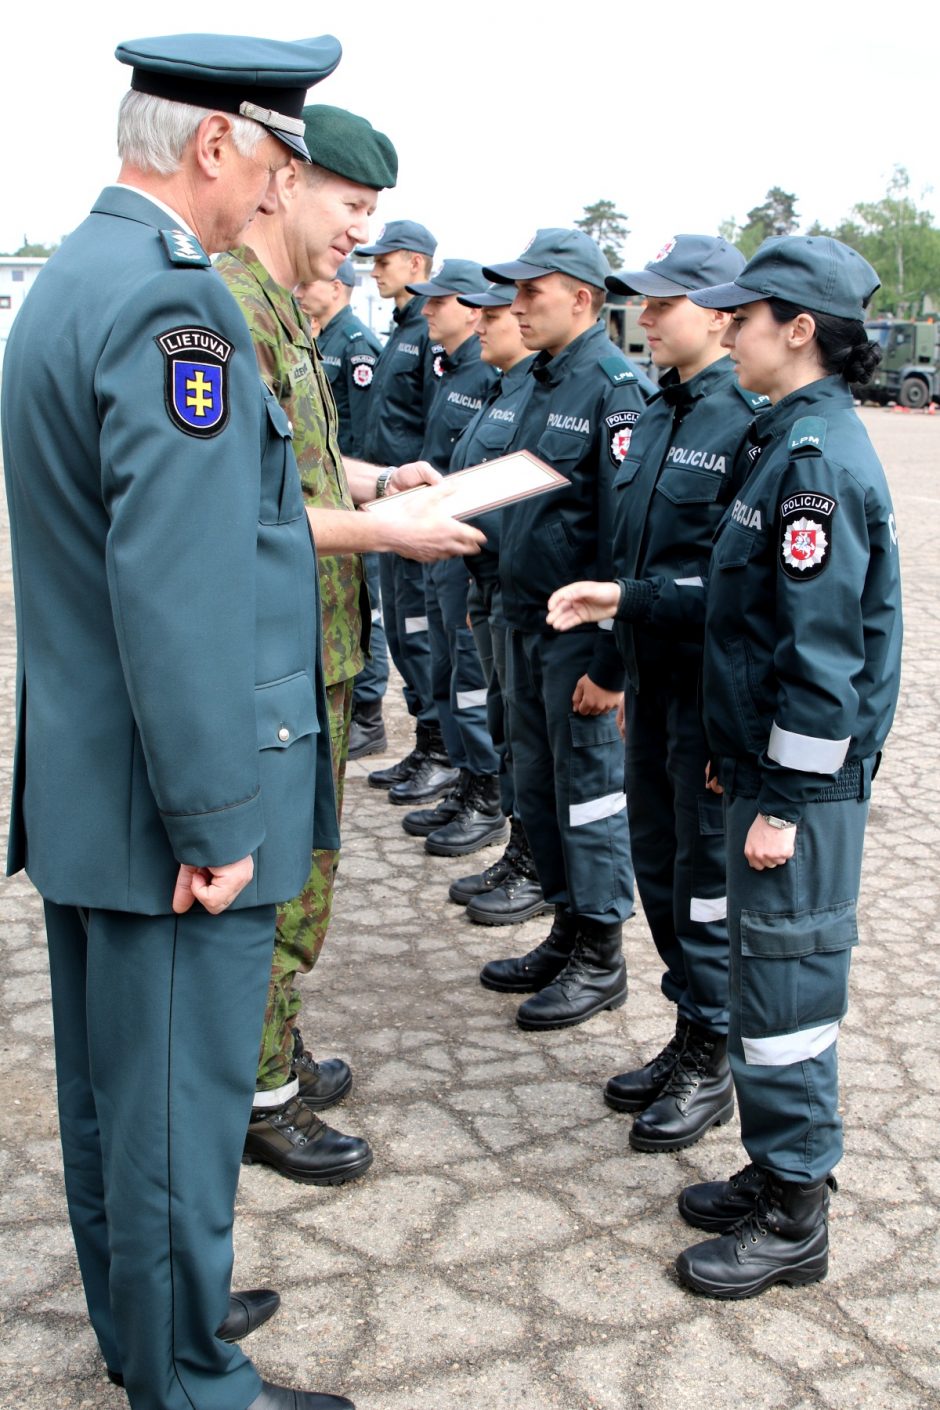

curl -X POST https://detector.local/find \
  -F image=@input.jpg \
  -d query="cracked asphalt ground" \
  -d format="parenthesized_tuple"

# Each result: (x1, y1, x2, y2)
(1, 407, 938, 1410)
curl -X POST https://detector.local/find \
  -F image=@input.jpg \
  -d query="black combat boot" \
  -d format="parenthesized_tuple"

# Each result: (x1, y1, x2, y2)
(244, 1096, 373, 1185)
(402, 768, 470, 837)
(449, 814, 524, 904)
(388, 722, 459, 805)
(629, 1022, 734, 1151)
(678, 1162, 770, 1232)
(676, 1171, 836, 1299)
(479, 905, 580, 992)
(347, 698, 387, 760)
(291, 1027, 352, 1111)
(425, 772, 509, 856)
(604, 1017, 690, 1112)
(368, 719, 428, 790)
(515, 917, 627, 1030)
(463, 819, 549, 925)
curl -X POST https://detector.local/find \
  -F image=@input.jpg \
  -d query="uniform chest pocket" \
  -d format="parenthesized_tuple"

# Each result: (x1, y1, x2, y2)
(473, 417, 514, 460)
(535, 429, 587, 476)
(259, 391, 304, 526)
(656, 465, 724, 505)
(613, 457, 641, 491)
(713, 520, 761, 569)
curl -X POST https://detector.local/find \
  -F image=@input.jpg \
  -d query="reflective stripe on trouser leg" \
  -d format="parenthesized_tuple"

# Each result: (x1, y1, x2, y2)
(257, 679, 353, 1090)
(379, 551, 435, 721)
(433, 558, 499, 776)
(507, 629, 633, 923)
(468, 580, 514, 816)
(424, 560, 467, 769)
(353, 551, 389, 705)
(58, 901, 274, 1410)
(725, 789, 868, 1182)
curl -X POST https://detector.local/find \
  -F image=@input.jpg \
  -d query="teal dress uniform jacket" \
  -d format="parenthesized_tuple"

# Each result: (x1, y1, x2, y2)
(2, 185, 338, 914)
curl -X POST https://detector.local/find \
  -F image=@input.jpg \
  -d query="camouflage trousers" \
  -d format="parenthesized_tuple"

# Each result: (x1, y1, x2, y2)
(256, 677, 354, 1091)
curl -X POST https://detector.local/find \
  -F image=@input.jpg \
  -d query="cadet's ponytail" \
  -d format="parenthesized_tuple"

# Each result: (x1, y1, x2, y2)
(767, 298, 881, 386)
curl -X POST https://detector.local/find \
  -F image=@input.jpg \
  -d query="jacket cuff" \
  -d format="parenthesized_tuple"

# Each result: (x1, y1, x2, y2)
(161, 790, 266, 868)
(615, 578, 655, 623)
(589, 633, 628, 693)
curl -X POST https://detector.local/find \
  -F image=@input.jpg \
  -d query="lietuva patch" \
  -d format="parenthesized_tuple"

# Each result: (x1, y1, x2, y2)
(779, 491, 836, 579)
(606, 409, 641, 465)
(155, 326, 234, 437)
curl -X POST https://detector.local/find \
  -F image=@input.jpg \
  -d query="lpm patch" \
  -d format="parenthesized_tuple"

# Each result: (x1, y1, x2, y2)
(155, 326, 234, 437)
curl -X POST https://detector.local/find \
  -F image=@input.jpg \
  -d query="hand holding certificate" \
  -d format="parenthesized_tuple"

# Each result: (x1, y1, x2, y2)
(361, 450, 567, 523)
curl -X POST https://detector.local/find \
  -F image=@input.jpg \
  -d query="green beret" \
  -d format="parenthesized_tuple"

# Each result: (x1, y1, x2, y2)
(301, 104, 398, 190)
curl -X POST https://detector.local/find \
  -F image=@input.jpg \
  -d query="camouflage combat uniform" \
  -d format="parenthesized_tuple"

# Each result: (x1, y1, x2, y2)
(216, 246, 368, 1090)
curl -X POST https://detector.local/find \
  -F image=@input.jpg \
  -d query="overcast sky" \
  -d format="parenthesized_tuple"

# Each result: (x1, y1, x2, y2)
(3, 0, 937, 271)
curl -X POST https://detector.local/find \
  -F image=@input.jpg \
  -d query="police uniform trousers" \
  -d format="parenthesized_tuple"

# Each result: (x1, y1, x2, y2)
(379, 551, 435, 723)
(352, 551, 389, 708)
(723, 773, 871, 1182)
(425, 558, 499, 776)
(505, 629, 634, 923)
(467, 578, 514, 817)
(624, 662, 729, 1033)
(45, 898, 273, 1410)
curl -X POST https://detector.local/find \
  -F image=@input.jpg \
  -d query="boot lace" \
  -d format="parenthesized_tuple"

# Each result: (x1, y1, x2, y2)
(267, 1098, 326, 1148)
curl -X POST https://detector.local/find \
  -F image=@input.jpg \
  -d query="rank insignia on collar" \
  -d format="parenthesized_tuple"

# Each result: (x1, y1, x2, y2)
(155, 326, 234, 437)
(160, 228, 211, 267)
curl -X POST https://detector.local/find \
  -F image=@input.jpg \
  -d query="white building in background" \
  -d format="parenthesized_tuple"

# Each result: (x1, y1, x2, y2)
(0, 257, 48, 375)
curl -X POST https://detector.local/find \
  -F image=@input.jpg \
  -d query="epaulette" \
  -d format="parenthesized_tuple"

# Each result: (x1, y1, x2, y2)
(734, 383, 771, 411)
(599, 355, 637, 388)
(346, 328, 363, 343)
(160, 228, 211, 268)
(788, 415, 827, 455)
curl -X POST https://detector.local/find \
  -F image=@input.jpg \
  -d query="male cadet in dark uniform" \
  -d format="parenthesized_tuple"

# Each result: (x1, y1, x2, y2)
(446, 283, 548, 925)
(477, 229, 654, 1030)
(217, 111, 483, 1185)
(548, 235, 770, 1153)
(395, 260, 504, 855)
(1, 33, 355, 1410)
(356, 221, 460, 804)
(297, 259, 390, 760)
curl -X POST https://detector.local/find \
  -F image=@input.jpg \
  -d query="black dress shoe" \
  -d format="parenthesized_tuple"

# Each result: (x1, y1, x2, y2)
(244, 1097, 373, 1185)
(248, 1380, 355, 1410)
(105, 1288, 281, 1382)
(291, 1029, 352, 1111)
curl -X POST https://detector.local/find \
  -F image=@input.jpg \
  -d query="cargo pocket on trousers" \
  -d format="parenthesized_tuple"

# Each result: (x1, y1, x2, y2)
(567, 711, 626, 829)
(738, 901, 858, 1063)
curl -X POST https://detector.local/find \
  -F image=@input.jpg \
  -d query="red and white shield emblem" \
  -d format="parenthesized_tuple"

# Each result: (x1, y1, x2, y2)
(652, 238, 677, 263)
(611, 427, 632, 463)
(352, 363, 373, 387)
(433, 353, 444, 378)
(782, 516, 827, 571)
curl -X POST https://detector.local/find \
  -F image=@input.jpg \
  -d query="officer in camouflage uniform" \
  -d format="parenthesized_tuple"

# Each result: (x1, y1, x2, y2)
(217, 105, 396, 1184)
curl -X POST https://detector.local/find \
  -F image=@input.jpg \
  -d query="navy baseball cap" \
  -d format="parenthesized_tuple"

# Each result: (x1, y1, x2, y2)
(407, 259, 489, 298)
(689, 236, 880, 320)
(457, 282, 516, 309)
(334, 258, 357, 288)
(608, 234, 746, 298)
(116, 33, 343, 162)
(357, 220, 437, 258)
(483, 228, 610, 290)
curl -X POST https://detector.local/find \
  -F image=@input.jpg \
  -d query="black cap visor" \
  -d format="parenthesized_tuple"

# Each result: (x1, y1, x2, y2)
(481, 259, 553, 285)
(607, 270, 693, 298)
(688, 281, 767, 311)
(457, 290, 514, 308)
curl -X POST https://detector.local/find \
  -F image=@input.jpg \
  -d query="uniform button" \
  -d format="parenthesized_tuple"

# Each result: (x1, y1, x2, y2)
(278, 726, 291, 742)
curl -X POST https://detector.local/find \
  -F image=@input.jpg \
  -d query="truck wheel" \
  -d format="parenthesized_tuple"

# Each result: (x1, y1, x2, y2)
(900, 378, 929, 409)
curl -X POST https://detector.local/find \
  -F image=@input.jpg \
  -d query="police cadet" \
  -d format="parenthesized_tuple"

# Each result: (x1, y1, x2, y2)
(396, 260, 504, 855)
(356, 220, 459, 803)
(444, 282, 548, 925)
(548, 235, 769, 1154)
(671, 236, 902, 1298)
(298, 259, 389, 760)
(1, 33, 356, 1410)
(478, 229, 655, 1030)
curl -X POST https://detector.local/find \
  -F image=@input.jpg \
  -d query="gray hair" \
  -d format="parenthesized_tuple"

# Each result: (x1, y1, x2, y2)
(117, 90, 265, 175)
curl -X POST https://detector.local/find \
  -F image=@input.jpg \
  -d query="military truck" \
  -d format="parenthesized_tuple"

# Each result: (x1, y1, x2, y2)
(859, 319, 939, 408)
(603, 297, 653, 374)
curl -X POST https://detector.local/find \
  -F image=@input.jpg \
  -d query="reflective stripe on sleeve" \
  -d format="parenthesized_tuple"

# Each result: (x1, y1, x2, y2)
(742, 1021, 839, 1067)
(674, 576, 704, 587)
(768, 722, 850, 775)
(569, 791, 627, 828)
(404, 615, 429, 634)
(690, 895, 727, 923)
(456, 689, 487, 710)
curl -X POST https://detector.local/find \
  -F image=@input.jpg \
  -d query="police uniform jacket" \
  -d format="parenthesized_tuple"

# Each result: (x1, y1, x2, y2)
(2, 186, 338, 913)
(316, 303, 382, 458)
(420, 333, 498, 473)
(499, 321, 654, 690)
(611, 357, 768, 688)
(703, 375, 902, 821)
(360, 294, 435, 465)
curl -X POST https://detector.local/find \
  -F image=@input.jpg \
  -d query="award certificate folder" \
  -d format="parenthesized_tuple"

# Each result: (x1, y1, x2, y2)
(360, 450, 567, 522)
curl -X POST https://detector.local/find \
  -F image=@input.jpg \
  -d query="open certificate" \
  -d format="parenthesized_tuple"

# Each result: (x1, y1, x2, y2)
(361, 450, 567, 522)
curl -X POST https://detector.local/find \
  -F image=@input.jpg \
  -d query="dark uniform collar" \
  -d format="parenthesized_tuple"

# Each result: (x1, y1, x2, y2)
(439, 332, 481, 375)
(755, 374, 854, 439)
(531, 320, 605, 386)
(321, 304, 355, 337)
(393, 294, 424, 327)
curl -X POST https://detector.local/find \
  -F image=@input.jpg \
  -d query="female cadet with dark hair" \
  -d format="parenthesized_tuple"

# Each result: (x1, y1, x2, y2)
(671, 236, 902, 1298)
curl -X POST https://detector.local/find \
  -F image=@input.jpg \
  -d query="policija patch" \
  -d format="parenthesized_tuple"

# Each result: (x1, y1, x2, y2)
(779, 491, 836, 580)
(606, 409, 641, 466)
(155, 326, 234, 437)
(351, 354, 375, 388)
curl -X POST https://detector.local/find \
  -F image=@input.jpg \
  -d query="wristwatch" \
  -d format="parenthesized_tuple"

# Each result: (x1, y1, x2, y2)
(760, 813, 797, 830)
(375, 467, 395, 498)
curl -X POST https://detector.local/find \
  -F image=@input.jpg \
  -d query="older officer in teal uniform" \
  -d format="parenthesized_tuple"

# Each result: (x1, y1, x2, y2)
(672, 238, 902, 1299)
(1, 33, 354, 1410)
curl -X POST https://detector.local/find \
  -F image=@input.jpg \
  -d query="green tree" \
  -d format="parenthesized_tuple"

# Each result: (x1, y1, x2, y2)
(0, 237, 58, 257)
(736, 188, 800, 259)
(832, 167, 940, 316)
(575, 199, 629, 271)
